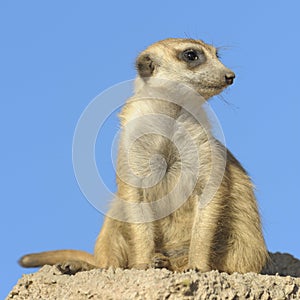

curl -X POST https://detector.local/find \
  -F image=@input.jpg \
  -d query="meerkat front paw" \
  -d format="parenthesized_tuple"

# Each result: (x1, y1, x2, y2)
(151, 253, 172, 270)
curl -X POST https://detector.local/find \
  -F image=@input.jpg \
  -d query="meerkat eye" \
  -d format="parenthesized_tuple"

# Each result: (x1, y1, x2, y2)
(183, 49, 199, 61)
(180, 49, 206, 67)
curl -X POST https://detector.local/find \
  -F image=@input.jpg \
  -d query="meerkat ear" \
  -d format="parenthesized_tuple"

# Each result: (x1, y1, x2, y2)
(136, 53, 156, 78)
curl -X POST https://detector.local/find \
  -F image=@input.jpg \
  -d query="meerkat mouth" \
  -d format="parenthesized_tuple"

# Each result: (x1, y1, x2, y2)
(188, 78, 228, 91)
(197, 83, 227, 92)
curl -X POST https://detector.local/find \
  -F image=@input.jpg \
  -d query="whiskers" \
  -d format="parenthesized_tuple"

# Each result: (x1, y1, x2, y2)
(217, 93, 239, 110)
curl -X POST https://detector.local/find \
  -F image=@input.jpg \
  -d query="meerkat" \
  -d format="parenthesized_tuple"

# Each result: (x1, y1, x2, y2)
(19, 38, 268, 274)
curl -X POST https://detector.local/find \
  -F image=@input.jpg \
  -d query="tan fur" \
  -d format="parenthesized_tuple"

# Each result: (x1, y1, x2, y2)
(19, 38, 268, 274)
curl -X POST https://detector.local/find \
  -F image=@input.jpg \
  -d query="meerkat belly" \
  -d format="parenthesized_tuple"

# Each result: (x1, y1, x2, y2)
(153, 194, 196, 255)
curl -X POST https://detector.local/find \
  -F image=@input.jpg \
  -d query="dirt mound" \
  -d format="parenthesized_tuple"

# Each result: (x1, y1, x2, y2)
(7, 252, 300, 300)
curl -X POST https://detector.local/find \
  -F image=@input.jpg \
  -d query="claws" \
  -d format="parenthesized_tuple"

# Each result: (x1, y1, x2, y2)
(152, 253, 171, 270)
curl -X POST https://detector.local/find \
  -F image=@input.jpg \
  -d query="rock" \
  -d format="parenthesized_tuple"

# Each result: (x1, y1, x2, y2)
(6, 252, 300, 300)
(262, 252, 300, 277)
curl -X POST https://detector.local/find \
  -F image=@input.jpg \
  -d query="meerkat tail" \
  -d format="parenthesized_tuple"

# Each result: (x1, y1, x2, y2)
(19, 250, 96, 268)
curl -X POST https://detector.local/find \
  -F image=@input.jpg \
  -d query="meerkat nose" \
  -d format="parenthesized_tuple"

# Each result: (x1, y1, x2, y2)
(225, 72, 235, 85)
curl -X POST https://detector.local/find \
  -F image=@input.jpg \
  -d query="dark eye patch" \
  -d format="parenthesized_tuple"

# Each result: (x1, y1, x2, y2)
(179, 48, 206, 67)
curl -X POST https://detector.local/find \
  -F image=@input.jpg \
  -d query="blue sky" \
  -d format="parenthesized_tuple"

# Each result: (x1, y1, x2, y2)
(1, 1, 300, 297)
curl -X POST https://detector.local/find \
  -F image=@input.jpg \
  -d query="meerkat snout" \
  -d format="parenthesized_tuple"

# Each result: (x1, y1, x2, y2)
(225, 72, 235, 85)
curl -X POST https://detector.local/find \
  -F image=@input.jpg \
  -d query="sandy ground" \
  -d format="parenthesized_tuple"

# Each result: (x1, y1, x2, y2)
(7, 252, 300, 300)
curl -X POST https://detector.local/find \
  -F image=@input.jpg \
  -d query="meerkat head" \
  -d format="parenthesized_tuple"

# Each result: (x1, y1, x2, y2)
(135, 38, 235, 100)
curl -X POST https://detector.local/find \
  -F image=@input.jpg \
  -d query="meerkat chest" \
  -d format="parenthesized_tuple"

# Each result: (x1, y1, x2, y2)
(118, 99, 209, 181)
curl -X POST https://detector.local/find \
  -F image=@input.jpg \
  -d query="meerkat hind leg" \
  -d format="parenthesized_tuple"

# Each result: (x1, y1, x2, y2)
(56, 260, 97, 275)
